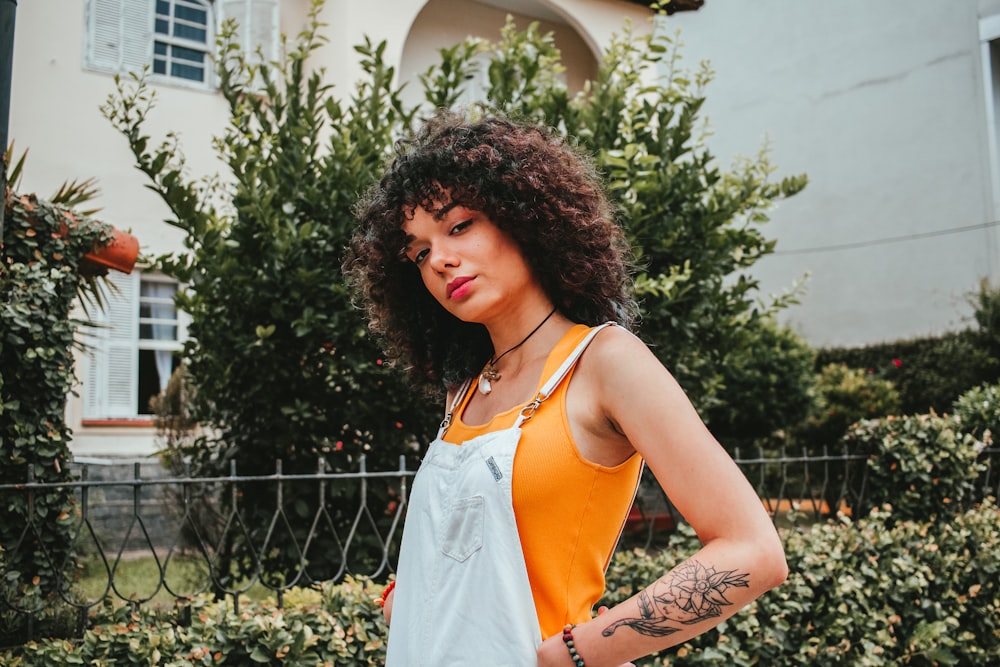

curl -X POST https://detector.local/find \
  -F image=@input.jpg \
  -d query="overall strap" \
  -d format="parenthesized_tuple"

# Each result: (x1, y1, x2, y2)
(437, 377, 472, 437)
(513, 322, 615, 428)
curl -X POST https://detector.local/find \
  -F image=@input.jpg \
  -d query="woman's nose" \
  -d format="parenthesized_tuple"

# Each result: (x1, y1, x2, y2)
(427, 243, 458, 273)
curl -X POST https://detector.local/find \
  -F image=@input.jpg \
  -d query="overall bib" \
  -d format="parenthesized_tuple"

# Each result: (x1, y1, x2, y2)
(385, 324, 613, 666)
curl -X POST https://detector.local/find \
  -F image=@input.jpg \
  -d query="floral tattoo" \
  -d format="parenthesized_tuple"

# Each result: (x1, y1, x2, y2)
(602, 560, 750, 637)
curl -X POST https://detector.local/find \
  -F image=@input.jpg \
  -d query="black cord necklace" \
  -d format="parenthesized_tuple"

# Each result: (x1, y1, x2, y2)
(478, 307, 557, 396)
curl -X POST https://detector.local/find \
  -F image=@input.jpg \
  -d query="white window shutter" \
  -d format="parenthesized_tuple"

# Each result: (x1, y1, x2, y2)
(87, 0, 123, 71)
(104, 271, 140, 418)
(121, 0, 154, 73)
(82, 271, 140, 419)
(85, 0, 153, 74)
(218, 0, 280, 63)
(81, 287, 108, 419)
(81, 340, 102, 419)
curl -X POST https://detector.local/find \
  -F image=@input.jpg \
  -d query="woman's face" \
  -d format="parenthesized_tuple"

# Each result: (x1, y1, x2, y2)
(401, 201, 542, 325)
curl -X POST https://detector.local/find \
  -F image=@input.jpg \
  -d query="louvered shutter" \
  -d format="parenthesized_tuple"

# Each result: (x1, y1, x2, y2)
(218, 0, 279, 63)
(82, 271, 140, 419)
(85, 0, 154, 74)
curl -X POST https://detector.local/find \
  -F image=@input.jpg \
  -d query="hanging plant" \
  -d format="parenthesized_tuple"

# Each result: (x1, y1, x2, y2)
(0, 147, 138, 643)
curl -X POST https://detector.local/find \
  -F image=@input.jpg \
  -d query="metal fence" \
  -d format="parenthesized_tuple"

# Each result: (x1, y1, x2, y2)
(1, 446, 997, 647)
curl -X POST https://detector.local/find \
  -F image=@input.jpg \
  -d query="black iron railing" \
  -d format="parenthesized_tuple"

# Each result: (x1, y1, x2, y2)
(1, 446, 997, 647)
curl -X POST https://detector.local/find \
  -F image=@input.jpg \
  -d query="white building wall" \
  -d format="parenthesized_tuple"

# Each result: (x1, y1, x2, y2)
(666, 1, 1000, 347)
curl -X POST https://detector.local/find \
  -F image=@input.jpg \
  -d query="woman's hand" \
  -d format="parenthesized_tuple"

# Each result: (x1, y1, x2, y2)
(382, 587, 394, 625)
(375, 581, 395, 626)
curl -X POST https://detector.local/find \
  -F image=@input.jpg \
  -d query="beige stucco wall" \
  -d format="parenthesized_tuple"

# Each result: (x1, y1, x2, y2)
(10, 0, 219, 253)
(11, 0, 649, 251)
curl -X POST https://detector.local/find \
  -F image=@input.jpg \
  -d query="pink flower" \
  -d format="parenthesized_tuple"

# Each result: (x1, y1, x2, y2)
(892, 358, 902, 368)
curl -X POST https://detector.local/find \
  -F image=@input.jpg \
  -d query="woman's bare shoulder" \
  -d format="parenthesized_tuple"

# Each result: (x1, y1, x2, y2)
(586, 324, 668, 376)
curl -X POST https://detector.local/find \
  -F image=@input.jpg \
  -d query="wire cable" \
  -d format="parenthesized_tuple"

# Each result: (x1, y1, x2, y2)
(773, 219, 1000, 256)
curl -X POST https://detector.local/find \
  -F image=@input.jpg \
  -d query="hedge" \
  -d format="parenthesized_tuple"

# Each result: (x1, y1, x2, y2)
(3, 498, 998, 666)
(815, 329, 999, 416)
(606, 501, 1000, 666)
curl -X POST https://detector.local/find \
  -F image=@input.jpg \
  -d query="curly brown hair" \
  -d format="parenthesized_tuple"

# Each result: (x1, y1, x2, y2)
(344, 110, 637, 394)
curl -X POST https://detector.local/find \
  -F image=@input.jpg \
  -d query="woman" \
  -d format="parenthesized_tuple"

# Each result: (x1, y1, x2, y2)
(345, 111, 787, 667)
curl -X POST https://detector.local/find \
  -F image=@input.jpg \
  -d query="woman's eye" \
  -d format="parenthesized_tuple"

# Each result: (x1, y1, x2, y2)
(450, 220, 472, 235)
(413, 248, 430, 264)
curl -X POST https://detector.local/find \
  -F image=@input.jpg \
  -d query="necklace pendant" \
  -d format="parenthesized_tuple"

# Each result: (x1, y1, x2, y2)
(478, 374, 493, 395)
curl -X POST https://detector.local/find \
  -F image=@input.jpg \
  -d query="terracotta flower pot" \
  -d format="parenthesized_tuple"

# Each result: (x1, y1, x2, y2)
(49, 210, 140, 276)
(80, 228, 140, 276)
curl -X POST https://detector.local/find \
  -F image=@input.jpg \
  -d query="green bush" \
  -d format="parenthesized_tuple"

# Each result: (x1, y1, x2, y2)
(970, 278, 1000, 363)
(952, 379, 1000, 447)
(815, 329, 999, 416)
(7, 502, 999, 665)
(793, 363, 900, 455)
(705, 317, 816, 449)
(846, 413, 986, 522)
(768, 501, 1000, 667)
(603, 502, 1000, 666)
(103, 7, 439, 583)
(2, 576, 389, 666)
(1, 158, 117, 643)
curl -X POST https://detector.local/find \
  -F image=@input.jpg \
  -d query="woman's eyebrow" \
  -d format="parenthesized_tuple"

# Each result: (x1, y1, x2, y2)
(433, 201, 460, 221)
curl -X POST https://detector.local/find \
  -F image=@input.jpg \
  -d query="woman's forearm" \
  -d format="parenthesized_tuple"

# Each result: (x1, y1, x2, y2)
(537, 538, 787, 667)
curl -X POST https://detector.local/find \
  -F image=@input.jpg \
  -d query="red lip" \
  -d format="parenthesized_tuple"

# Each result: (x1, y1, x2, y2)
(446, 276, 474, 299)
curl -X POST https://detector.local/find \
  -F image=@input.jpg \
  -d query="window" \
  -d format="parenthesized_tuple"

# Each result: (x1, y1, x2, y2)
(84, 0, 279, 87)
(82, 271, 187, 421)
(153, 0, 211, 82)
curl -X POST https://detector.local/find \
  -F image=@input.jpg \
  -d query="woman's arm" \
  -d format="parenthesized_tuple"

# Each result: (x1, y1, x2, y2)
(538, 327, 787, 667)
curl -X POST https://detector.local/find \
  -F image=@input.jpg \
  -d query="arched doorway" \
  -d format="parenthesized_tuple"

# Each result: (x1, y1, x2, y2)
(398, 0, 599, 110)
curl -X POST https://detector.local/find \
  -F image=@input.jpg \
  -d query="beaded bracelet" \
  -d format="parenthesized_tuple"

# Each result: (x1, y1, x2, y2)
(375, 580, 396, 608)
(562, 624, 586, 667)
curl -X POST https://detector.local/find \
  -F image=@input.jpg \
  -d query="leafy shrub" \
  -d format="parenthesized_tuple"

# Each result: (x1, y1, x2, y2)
(815, 329, 999, 416)
(952, 379, 1000, 447)
(792, 363, 900, 454)
(769, 501, 1000, 667)
(3, 575, 390, 666)
(603, 502, 1000, 666)
(705, 317, 816, 449)
(5, 502, 1000, 665)
(846, 414, 986, 522)
(103, 9, 439, 584)
(1, 160, 116, 644)
(970, 278, 1000, 361)
(951, 381, 1000, 501)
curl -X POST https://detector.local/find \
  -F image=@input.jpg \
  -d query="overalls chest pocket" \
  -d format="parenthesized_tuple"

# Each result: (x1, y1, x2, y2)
(431, 428, 519, 564)
(441, 495, 484, 562)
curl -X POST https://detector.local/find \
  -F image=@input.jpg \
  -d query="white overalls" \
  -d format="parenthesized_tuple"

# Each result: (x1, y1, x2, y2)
(385, 324, 612, 666)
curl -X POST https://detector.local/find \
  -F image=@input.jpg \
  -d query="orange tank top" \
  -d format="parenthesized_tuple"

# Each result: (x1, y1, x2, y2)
(443, 324, 644, 639)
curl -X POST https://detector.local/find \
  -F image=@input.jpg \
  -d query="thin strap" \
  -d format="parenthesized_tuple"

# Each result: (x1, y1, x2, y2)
(438, 378, 472, 437)
(514, 322, 615, 428)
